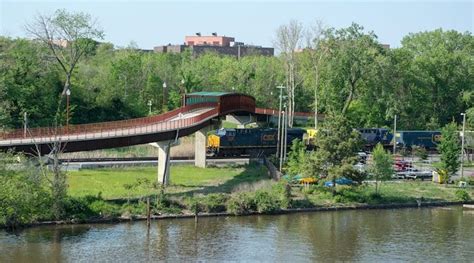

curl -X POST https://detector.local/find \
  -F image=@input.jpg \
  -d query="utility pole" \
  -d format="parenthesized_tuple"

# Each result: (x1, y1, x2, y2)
(66, 88, 71, 134)
(279, 108, 286, 172)
(23, 112, 27, 138)
(147, 100, 153, 115)
(461, 113, 466, 179)
(393, 114, 397, 155)
(276, 86, 285, 159)
(283, 104, 288, 163)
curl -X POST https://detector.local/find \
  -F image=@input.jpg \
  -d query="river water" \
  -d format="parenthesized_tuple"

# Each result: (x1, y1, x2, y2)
(1, 206, 473, 262)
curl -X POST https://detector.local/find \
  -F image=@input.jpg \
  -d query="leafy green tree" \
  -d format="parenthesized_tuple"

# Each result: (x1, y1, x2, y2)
(285, 139, 306, 176)
(395, 29, 473, 128)
(309, 113, 362, 194)
(438, 122, 461, 183)
(369, 143, 394, 195)
(319, 23, 385, 116)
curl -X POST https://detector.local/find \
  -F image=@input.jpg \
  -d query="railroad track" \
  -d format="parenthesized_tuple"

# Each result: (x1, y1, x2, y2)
(59, 156, 249, 163)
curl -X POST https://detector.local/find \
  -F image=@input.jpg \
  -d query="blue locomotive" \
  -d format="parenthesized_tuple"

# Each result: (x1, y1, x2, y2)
(357, 128, 442, 150)
(207, 128, 306, 156)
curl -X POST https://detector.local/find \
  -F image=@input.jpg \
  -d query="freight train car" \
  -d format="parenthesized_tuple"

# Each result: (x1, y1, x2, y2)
(357, 128, 393, 149)
(207, 128, 306, 157)
(395, 131, 441, 150)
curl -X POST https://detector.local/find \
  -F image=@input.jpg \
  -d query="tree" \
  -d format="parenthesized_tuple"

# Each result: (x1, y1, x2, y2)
(286, 139, 306, 176)
(369, 143, 394, 195)
(438, 122, 461, 184)
(319, 23, 384, 116)
(25, 9, 103, 219)
(275, 20, 303, 127)
(309, 113, 362, 194)
(303, 20, 328, 129)
(25, 9, 104, 116)
(397, 29, 473, 128)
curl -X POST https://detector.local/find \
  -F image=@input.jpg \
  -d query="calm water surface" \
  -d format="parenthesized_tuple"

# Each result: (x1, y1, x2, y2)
(1, 206, 474, 262)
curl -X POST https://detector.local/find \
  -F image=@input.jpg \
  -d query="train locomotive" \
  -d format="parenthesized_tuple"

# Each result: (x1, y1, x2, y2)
(357, 128, 442, 150)
(207, 128, 306, 157)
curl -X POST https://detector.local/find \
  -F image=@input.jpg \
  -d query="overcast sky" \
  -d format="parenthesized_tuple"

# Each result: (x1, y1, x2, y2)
(1, 0, 472, 49)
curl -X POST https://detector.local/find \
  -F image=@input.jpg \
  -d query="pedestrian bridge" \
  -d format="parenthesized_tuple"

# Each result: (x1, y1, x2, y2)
(0, 92, 314, 155)
(0, 91, 315, 185)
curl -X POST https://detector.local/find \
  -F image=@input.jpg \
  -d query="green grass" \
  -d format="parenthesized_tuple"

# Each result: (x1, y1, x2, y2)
(295, 181, 474, 207)
(67, 164, 269, 199)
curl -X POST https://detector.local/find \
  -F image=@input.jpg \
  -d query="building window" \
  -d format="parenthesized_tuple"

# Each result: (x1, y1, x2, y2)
(213, 41, 219, 45)
(188, 41, 194, 46)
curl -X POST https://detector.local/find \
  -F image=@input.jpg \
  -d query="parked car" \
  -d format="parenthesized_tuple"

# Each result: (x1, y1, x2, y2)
(324, 177, 354, 187)
(404, 170, 433, 180)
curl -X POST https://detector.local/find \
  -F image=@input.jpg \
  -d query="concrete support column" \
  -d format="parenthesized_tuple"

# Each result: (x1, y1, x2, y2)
(157, 140, 172, 185)
(195, 127, 210, 168)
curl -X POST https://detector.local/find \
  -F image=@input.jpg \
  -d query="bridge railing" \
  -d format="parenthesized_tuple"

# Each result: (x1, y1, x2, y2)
(0, 108, 219, 145)
(255, 108, 320, 118)
(0, 102, 218, 140)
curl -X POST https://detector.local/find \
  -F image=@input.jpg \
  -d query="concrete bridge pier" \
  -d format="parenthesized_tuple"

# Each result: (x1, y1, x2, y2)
(195, 126, 210, 168)
(157, 140, 172, 185)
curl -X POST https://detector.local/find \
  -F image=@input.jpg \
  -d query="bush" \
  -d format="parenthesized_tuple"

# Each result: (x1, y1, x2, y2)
(254, 190, 280, 213)
(200, 194, 228, 213)
(227, 192, 256, 215)
(0, 168, 53, 228)
(88, 200, 120, 218)
(271, 182, 291, 209)
(455, 189, 471, 202)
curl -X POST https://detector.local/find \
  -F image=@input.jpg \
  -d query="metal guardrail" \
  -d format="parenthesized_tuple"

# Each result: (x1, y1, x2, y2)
(0, 103, 217, 142)
(0, 107, 219, 146)
(0, 93, 316, 147)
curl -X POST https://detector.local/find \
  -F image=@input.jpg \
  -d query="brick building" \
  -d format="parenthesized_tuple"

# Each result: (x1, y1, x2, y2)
(154, 33, 274, 58)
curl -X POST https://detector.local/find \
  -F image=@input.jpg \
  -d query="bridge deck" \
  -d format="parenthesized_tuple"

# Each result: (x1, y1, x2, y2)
(0, 107, 216, 147)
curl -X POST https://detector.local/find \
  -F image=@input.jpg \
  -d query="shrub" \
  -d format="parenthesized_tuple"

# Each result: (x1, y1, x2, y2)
(254, 190, 280, 213)
(271, 181, 292, 209)
(455, 189, 471, 202)
(200, 194, 228, 213)
(0, 170, 53, 228)
(88, 200, 120, 218)
(227, 192, 256, 215)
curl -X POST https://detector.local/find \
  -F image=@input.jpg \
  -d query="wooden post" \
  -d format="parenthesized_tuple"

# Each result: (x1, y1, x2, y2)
(146, 197, 151, 228)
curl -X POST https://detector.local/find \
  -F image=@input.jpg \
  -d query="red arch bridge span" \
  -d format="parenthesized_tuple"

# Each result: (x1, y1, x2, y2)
(0, 92, 316, 184)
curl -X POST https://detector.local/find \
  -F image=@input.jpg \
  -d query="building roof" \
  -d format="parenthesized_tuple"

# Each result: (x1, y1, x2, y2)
(186, 91, 233, 97)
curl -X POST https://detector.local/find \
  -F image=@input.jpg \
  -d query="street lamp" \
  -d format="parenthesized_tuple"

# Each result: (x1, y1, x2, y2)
(66, 88, 71, 134)
(461, 113, 466, 179)
(23, 112, 27, 138)
(162, 82, 167, 111)
(276, 86, 286, 160)
(181, 79, 186, 107)
(393, 114, 397, 155)
(147, 100, 153, 115)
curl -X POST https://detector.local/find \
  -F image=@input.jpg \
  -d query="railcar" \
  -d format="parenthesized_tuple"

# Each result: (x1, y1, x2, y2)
(357, 128, 393, 149)
(207, 128, 306, 156)
(395, 131, 441, 150)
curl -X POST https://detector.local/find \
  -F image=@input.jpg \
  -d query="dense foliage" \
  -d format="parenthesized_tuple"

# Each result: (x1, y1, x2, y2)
(0, 25, 472, 131)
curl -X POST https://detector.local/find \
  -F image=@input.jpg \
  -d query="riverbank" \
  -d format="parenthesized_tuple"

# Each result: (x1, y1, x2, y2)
(9, 200, 474, 230)
(2, 164, 474, 229)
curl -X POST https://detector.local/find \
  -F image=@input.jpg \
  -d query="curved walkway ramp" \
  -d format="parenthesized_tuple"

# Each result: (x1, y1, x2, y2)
(0, 93, 256, 155)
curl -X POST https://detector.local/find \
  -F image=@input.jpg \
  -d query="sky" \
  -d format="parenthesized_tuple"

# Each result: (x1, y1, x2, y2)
(0, 0, 472, 49)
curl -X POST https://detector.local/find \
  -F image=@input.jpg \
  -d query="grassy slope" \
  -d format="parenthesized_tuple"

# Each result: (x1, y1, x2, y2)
(67, 164, 268, 199)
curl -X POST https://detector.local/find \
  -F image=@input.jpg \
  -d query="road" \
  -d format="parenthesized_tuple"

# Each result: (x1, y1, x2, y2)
(60, 157, 250, 171)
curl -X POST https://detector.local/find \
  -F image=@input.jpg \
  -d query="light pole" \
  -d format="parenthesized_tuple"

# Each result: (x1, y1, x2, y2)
(283, 103, 288, 164)
(148, 100, 153, 115)
(162, 82, 167, 111)
(23, 112, 27, 138)
(276, 86, 286, 160)
(393, 114, 397, 155)
(461, 113, 466, 179)
(181, 79, 186, 107)
(279, 107, 286, 172)
(66, 88, 71, 134)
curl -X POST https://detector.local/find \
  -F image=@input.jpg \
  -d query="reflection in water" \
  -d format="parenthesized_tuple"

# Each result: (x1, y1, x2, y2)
(1, 207, 474, 262)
